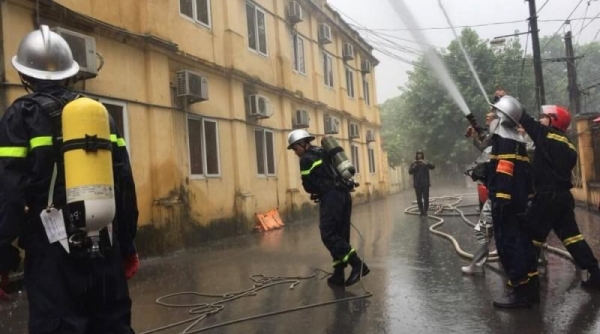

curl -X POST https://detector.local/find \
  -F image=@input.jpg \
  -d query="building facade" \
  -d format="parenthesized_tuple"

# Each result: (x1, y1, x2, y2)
(0, 0, 391, 254)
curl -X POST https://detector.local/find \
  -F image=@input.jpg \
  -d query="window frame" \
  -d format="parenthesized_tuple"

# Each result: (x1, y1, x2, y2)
(351, 144, 360, 174)
(246, 1, 269, 57)
(99, 98, 130, 152)
(323, 52, 334, 88)
(179, 0, 212, 29)
(363, 78, 371, 106)
(291, 33, 306, 75)
(255, 128, 276, 177)
(186, 115, 222, 179)
(368, 146, 376, 174)
(346, 67, 355, 98)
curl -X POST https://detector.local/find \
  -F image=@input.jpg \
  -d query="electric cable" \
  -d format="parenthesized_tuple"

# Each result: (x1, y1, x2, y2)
(541, 0, 585, 53)
(537, 0, 551, 14)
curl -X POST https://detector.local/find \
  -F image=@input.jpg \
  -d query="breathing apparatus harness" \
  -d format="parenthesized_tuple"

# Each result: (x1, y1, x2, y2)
(20, 92, 113, 259)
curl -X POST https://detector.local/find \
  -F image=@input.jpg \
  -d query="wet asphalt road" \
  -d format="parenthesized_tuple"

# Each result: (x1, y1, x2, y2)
(1, 186, 600, 334)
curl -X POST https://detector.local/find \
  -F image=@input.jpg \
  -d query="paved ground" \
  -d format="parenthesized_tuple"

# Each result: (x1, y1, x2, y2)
(2, 186, 600, 334)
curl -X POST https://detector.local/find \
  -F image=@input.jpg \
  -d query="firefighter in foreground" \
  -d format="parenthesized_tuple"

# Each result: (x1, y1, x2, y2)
(0, 26, 139, 333)
(487, 96, 539, 308)
(287, 130, 369, 287)
(519, 104, 600, 290)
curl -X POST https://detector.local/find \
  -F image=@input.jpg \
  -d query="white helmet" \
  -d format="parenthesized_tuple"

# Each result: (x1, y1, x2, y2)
(12, 25, 79, 81)
(490, 95, 522, 128)
(287, 129, 315, 149)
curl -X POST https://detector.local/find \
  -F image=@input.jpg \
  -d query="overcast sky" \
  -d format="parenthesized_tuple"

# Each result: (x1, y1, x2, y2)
(327, 0, 600, 104)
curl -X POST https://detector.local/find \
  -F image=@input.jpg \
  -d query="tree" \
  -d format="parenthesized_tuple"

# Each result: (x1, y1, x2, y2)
(381, 28, 529, 166)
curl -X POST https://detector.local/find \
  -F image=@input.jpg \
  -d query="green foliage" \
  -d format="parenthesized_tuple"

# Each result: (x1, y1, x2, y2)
(380, 28, 600, 166)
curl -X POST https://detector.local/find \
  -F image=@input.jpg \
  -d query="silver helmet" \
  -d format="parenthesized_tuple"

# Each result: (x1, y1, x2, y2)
(287, 129, 315, 149)
(11, 25, 79, 81)
(490, 95, 522, 128)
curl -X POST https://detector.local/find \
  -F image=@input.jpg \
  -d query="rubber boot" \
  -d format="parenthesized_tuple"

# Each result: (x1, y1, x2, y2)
(493, 282, 534, 309)
(582, 267, 600, 290)
(461, 243, 488, 276)
(327, 264, 346, 287)
(529, 276, 540, 303)
(345, 253, 370, 287)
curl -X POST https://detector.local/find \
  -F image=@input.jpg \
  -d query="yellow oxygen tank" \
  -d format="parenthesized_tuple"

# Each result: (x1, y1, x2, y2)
(62, 97, 115, 240)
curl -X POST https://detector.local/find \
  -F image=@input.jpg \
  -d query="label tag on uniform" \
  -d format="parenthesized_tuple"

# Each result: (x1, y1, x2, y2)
(40, 208, 70, 253)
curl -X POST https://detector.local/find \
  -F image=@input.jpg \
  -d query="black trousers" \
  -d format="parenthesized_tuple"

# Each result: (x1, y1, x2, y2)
(414, 185, 430, 214)
(319, 188, 353, 264)
(24, 239, 134, 334)
(526, 190, 598, 272)
(492, 203, 538, 285)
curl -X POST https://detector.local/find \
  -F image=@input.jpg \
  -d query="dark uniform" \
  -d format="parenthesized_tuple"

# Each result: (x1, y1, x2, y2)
(488, 135, 538, 288)
(300, 146, 355, 266)
(408, 151, 435, 216)
(0, 84, 138, 333)
(520, 112, 600, 278)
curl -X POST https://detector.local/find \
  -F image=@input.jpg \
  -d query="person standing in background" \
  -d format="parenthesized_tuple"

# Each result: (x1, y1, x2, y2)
(409, 151, 435, 217)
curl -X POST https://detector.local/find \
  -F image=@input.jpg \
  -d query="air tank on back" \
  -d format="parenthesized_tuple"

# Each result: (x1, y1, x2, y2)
(321, 136, 355, 180)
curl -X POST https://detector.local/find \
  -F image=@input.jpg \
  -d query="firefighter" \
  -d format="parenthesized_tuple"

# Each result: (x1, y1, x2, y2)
(519, 105, 600, 290)
(287, 129, 369, 287)
(408, 151, 435, 217)
(0, 26, 139, 333)
(487, 96, 539, 308)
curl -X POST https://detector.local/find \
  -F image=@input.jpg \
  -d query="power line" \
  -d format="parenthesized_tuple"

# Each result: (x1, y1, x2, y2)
(576, 1, 592, 45)
(519, 22, 532, 98)
(541, 0, 585, 53)
(537, 0, 551, 14)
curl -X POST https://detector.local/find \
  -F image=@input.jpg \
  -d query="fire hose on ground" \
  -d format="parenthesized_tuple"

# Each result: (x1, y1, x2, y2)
(404, 194, 574, 263)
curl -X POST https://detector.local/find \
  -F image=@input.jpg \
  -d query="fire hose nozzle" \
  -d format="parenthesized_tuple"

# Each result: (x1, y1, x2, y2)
(465, 113, 483, 137)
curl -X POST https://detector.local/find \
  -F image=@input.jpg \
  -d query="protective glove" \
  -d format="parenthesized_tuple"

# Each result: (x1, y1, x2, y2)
(0, 272, 9, 301)
(123, 254, 140, 280)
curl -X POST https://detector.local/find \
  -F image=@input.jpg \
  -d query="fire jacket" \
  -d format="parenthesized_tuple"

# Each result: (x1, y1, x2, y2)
(520, 112, 576, 191)
(0, 84, 138, 265)
(300, 146, 341, 196)
(488, 135, 533, 212)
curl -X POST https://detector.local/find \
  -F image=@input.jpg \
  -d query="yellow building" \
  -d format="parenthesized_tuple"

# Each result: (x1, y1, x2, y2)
(0, 0, 391, 254)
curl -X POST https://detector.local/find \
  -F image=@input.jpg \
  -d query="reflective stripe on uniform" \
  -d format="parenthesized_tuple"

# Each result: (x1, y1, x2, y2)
(341, 249, 356, 264)
(110, 134, 126, 147)
(0, 146, 28, 157)
(496, 193, 511, 200)
(300, 159, 322, 176)
(563, 234, 584, 246)
(490, 154, 530, 162)
(30, 136, 53, 150)
(547, 133, 576, 151)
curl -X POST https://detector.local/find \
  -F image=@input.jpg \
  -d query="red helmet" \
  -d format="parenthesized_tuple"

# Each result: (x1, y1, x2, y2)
(541, 105, 571, 132)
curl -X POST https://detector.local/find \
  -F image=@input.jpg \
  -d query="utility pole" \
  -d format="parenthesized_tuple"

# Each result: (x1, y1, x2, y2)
(527, 0, 546, 108)
(564, 31, 581, 115)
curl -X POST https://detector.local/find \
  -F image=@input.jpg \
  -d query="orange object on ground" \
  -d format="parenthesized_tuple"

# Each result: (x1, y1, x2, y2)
(255, 209, 285, 232)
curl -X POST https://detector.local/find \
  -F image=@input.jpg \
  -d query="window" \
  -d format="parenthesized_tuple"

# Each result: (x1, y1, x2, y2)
(351, 145, 360, 174)
(323, 52, 333, 87)
(368, 146, 376, 174)
(363, 78, 370, 105)
(255, 128, 276, 176)
(99, 99, 129, 149)
(187, 116, 221, 177)
(246, 2, 268, 56)
(179, 0, 211, 27)
(346, 67, 354, 98)
(291, 33, 306, 74)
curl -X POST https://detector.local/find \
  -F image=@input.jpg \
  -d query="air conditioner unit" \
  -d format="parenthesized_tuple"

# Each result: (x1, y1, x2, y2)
(318, 23, 332, 45)
(324, 116, 339, 134)
(293, 109, 310, 128)
(248, 94, 270, 118)
(177, 70, 209, 104)
(343, 43, 354, 61)
(288, 1, 303, 24)
(366, 130, 376, 142)
(349, 123, 360, 138)
(361, 59, 372, 74)
(51, 27, 98, 80)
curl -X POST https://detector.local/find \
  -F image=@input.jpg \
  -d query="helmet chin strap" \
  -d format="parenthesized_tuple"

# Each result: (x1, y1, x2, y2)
(18, 73, 34, 94)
